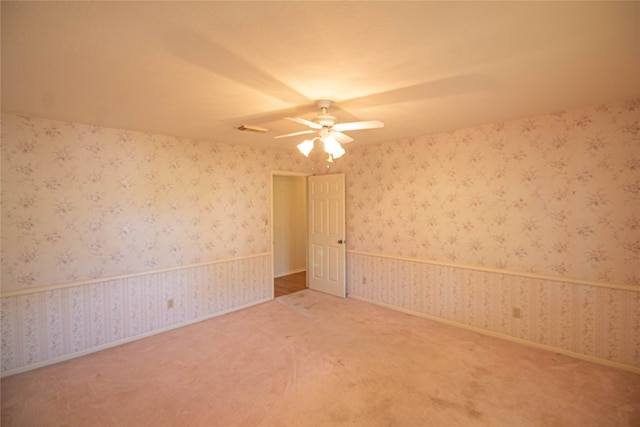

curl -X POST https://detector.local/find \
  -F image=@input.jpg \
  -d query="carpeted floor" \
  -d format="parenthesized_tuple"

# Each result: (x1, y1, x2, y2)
(2, 289, 639, 426)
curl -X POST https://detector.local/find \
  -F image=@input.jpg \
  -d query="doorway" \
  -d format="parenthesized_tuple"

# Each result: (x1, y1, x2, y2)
(272, 172, 309, 297)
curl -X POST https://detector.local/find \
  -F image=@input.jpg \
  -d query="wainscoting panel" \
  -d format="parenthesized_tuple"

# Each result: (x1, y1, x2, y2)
(347, 252, 640, 371)
(0, 254, 272, 376)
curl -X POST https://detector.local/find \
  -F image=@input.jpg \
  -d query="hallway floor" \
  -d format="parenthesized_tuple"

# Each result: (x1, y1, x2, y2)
(274, 271, 306, 297)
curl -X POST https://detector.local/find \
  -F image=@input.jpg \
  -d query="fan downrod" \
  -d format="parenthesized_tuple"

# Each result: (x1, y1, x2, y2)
(316, 100, 333, 113)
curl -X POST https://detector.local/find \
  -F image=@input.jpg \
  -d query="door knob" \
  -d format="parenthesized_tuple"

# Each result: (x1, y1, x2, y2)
(338, 240, 344, 244)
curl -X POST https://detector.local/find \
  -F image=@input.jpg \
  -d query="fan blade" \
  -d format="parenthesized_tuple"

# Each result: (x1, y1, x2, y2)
(330, 131, 354, 144)
(274, 129, 316, 139)
(333, 120, 384, 132)
(285, 117, 322, 129)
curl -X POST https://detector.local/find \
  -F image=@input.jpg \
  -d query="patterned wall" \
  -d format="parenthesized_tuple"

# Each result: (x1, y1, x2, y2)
(0, 114, 308, 374)
(336, 99, 640, 370)
(340, 99, 640, 286)
(2, 99, 639, 374)
(1, 114, 309, 291)
(1, 255, 272, 375)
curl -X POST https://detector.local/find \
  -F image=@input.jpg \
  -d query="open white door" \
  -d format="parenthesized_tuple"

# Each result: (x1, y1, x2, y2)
(307, 173, 346, 297)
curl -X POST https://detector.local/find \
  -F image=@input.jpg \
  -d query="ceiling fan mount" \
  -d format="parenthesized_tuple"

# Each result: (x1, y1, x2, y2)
(316, 99, 332, 111)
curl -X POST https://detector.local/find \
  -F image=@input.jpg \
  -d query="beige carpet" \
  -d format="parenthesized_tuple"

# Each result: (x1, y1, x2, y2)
(2, 290, 639, 426)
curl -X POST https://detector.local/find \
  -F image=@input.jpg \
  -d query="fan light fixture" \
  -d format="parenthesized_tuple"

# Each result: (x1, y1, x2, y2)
(297, 134, 345, 160)
(277, 100, 384, 161)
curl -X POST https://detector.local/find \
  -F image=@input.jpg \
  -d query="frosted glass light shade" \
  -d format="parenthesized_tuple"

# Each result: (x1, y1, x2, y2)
(323, 136, 345, 159)
(297, 139, 314, 157)
(331, 144, 345, 159)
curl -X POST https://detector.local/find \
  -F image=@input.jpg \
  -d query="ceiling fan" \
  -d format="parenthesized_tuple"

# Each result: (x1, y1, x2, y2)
(274, 100, 384, 159)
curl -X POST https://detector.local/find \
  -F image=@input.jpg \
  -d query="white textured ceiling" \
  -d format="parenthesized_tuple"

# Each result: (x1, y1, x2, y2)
(2, 1, 639, 151)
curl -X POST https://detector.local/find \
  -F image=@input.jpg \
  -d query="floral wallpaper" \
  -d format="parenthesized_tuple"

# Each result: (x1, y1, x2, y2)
(2, 99, 639, 374)
(1, 114, 309, 291)
(339, 99, 640, 287)
(1, 255, 272, 374)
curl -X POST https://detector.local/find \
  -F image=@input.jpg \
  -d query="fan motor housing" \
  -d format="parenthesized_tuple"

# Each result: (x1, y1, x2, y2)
(317, 114, 336, 127)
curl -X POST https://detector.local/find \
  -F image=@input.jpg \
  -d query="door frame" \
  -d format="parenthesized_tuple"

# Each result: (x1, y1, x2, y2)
(270, 170, 311, 299)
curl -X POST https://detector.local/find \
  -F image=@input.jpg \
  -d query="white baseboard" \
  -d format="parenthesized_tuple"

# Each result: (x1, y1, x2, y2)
(349, 295, 640, 375)
(274, 268, 306, 278)
(1, 297, 271, 378)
